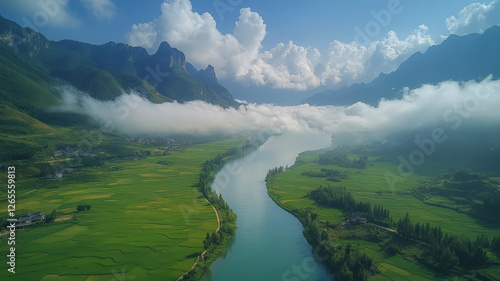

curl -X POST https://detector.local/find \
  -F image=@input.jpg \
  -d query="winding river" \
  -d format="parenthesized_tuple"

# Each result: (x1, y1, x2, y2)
(201, 132, 333, 281)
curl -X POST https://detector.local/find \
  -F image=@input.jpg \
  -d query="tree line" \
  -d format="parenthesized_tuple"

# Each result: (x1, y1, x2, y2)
(183, 144, 255, 280)
(309, 186, 390, 223)
(492, 236, 500, 253)
(265, 166, 379, 281)
(311, 185, 498, 273)
(482, 190, 500, 214)
(396, 212, 493, 271)
(309, 184, 495, 272)
(265, 166, 285, 182)
(318, 151, 368, 169)
(299, 208, 376, 281)
(302, 168, 349, 182)
(267, 164, 500, 278)
(76, 204, 91, 212)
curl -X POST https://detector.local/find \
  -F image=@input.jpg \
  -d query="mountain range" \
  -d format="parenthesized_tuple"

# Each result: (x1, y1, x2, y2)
(0, 14, 238, 117)
(304, 25, 500, 106)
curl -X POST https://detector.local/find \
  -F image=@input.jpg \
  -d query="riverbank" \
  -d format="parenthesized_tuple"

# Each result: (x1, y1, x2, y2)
(265, 147, 500, 280)
(198, 133, 333, 281)
(177, 199, 221, 281)
(0, 139, 244, 280)
(178, 139, 265, 281)
(265, 165, 421, 281)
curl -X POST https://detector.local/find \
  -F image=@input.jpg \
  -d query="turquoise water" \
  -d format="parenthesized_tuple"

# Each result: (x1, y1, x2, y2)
(201, 132, 333, 281)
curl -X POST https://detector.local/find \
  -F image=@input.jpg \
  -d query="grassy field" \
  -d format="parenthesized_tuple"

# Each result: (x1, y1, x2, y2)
(0, 139, 243, 281)
(268, 148, 500, 280)
(272, 149, 500, 238)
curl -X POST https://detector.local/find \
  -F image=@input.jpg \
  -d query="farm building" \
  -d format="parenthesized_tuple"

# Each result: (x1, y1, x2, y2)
(15, 212, 46, 228)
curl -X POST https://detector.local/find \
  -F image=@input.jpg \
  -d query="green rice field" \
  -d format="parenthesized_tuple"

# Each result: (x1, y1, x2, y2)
(268, 148, 500, 280)
(0, 139, 243, 281)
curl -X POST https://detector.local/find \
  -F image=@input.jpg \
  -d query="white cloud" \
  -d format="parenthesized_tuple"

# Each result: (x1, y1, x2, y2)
(0, 0, 80, 28)
(56, 77, 500, 142)
(128, 23, 158, 49)
(445, 0, 500, 35)
(379, 25, 434, 60)
(240, 41, 322, 90)
(81, 0, 117, 20)
(128, 1, 264, 79)
(319, 25, 434, 87)
(127, 0, 435, 91)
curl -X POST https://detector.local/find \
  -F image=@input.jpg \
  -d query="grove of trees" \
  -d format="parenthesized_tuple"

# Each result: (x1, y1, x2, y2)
(397, 212, 489, 271)
(309, 186, 390, 224)
(318, 151, 368, 169)
(76, 204, 91, 212)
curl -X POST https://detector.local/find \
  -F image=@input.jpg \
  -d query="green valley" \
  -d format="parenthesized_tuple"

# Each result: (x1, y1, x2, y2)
(2, 3, 500, 281)
(266, 146, 500, 281)
(0, 138, 244, 280)
(0, 13, 247, 281)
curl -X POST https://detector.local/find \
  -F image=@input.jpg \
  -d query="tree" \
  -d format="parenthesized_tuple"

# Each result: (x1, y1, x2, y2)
(475, 234, 489, 248)
(77, 205, 85, 212)
(438, 246, 458, 271)
(345, 244, 352, 260)
(356, 269, 369, 281)
(45, 210, 57, 223)
(203, 232, 211, 249)
(85, 204, 91, 211)
(310, 210, 318, 221)
(492, 236, 500, 253)
(414, 222, 421, 239)
(337, 264, 354, 281)
(398, 212, 412, 238)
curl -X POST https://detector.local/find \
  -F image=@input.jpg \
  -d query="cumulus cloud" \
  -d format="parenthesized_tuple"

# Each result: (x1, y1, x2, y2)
(54, 77, 500, 145)
(81, 0, 117, 20)
(242, 41, 321, 90)
(319, 25, 434, 87)
(0, 0, 80, 28)
(128, 1, 268, 82)
(445, 0, 500, 35)
(127, 0, 434, 91)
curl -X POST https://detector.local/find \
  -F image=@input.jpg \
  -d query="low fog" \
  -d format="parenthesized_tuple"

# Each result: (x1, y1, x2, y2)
(52, 77, 500, 147)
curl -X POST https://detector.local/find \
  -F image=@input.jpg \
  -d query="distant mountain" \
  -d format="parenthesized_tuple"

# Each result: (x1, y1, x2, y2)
(187, 64, 234, 101)
(0, 15, 238, 109)
(305, 26, 500, 106)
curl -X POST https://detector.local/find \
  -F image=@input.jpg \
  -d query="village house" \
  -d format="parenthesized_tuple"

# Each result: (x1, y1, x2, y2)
(348, 211, 367, 224)
(15, 212, 46, 228)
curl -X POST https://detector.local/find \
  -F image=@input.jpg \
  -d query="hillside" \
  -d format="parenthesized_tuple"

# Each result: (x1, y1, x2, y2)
(0, 41, 61, 116)
(305, 26, 500, 106)
(0, 14, 241, 165)
(0, 14, 238, 110)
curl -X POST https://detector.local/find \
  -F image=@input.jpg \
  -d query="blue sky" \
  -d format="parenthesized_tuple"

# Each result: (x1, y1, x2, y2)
(1, 0, 500, 102)
(0, 1, 483, 49)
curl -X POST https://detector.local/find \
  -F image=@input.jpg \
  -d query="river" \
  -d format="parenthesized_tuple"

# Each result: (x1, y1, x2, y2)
(201, 132, 333, 281)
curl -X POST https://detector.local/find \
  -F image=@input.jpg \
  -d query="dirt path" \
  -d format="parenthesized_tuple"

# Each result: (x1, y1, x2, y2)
(372, 223, 430, 245)
(372, 223, 397, 233)
(206, 198, 221, 233)
(176, 198, 220, 281)
(19, 189, 38, 196)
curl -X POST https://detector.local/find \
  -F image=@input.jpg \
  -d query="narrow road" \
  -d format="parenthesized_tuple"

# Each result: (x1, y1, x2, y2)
(206, 198, 221, 233)
(176, 197, 220, 281)
(372, 223, 430, 245)
(372, 223, 397, 233)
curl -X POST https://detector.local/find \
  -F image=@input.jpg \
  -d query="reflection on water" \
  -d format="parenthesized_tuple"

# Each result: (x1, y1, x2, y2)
(201, 132, 333, 281)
